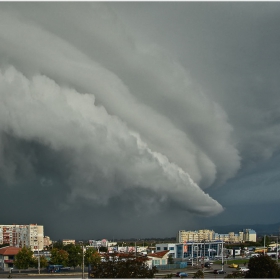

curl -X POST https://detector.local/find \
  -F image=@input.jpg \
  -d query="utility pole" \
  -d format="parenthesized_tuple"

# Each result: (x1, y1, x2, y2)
(196, 242, 198, 267)
(38, 246, 40, 274)
(202, 240, 205, 273)
(191, 241, 194, 267)
(221, 239, 224, 272)
(264, 235, 266, 255)
(277, 238, 278, 265)
(82, 244, 85, 279)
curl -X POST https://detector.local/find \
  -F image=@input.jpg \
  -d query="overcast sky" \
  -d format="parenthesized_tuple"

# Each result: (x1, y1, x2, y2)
(0, 2, 280, 241)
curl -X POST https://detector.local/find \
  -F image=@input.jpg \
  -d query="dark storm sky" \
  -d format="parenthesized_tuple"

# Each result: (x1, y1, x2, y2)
(0, 2, 280, 240)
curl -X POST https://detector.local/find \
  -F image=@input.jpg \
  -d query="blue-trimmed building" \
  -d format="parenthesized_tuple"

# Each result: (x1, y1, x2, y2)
(156, 241, 225, 259)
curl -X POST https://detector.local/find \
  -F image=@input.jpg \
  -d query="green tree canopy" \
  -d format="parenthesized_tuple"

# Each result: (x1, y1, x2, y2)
(31, 255, 49, 269)
(64, 244, 83, 269)
(14, 247, 34, 270)
(192, 270, 204, 279)
(52, 240, 64, 249)
(90, 252, 158, 278)
(245, 254, 280, 278)
(84, 248, 101, 267)
(98, 246, 108, 253)
(50, 248, 69, 267)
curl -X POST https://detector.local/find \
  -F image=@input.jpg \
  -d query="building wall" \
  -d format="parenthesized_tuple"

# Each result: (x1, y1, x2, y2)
(0, 224, 44, 251)
(156, 244, 176, 258)
(178, 229, 256, 243)
(156, 241, 225, 259)
(177, 230, 215, 243)
(62, 239, 75, 246)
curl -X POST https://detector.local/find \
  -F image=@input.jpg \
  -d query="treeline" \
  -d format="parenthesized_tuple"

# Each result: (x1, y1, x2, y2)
(14, 244, 100, 270)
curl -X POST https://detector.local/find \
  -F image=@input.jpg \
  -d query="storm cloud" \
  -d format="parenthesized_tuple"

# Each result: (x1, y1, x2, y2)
(0, 2, 280, 239)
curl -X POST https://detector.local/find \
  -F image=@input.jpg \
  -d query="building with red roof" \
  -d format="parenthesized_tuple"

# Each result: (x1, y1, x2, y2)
(147, 250, 169, 267)
(0, 246, 21, 271)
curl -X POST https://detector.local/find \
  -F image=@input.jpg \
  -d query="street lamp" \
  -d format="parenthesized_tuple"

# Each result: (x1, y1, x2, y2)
(38, 246, 40, 274)
(79, 242, 85, 279)
(276, 238, 278, 264)
(37, 240, 43, 274)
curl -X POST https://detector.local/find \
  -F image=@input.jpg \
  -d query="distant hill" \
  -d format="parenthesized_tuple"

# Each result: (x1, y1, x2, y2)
(210, 222, 280, 236)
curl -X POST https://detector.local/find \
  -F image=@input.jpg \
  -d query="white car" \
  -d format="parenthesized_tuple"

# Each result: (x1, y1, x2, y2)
(238, 267, 249, 272)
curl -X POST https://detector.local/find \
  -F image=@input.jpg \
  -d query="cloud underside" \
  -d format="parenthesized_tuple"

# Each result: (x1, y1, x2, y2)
(0, 67, 223, 216)
(0, 3, 252, 218)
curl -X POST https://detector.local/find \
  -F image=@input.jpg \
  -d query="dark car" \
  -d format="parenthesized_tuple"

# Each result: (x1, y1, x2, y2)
(176, 272, 188, 277)
(204, 262, 211, 268)
(213, 269, 226, 274)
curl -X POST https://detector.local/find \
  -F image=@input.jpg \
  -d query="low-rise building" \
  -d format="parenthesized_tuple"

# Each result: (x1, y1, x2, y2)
(156, 241, 225, 259)
(147, 250, 169, 267)
(0, 246, 21, 271)
(62, 239, 75, 246)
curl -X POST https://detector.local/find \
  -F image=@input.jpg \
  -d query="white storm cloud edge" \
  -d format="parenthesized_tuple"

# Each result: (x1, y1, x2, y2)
(0, 66, 223, 216)
(0, 6, 241, 190)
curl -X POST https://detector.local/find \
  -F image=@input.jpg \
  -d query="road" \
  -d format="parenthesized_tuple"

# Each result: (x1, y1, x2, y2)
(0, 263, 241, 279)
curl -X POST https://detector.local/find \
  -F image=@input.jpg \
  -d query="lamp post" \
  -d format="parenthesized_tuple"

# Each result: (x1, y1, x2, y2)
(221, 239, 224, 272)
(38, 246, 40, 274)
(79, 242, 85, 279)
(82, 244, 85, 279)
(276, 238, 278, 264)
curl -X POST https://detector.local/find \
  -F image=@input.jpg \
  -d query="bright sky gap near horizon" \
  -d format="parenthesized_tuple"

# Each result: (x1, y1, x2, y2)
(0, 2, 280, 240)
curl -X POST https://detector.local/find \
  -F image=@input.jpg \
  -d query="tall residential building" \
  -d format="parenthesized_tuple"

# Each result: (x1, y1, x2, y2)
(0, 224, 44, 251)
(177, 229, 215, 243)
(243, 229, 257, 242)
(177, 228, 256, 243)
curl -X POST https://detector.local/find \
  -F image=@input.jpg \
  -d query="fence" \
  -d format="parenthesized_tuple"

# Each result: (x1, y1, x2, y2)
(156, 262, 187, 270)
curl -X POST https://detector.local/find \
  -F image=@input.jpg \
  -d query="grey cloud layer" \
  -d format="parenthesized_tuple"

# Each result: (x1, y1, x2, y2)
(1, 3, 279, 235)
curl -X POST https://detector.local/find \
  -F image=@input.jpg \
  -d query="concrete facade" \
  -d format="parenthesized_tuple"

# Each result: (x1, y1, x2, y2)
(177, 228, 257, 243)
(0, 224, 44, 251)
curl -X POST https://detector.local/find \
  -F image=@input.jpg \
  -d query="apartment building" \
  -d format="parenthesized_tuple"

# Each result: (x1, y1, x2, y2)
(177, 228, 256, 243)
(177, 229, 215, 243)
(0, 224, 44, 251)
(62, 239, 75, 246)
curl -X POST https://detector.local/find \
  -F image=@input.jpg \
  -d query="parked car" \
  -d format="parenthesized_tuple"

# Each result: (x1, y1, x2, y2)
(228, 263, 238, 268)
(213, 270, 226, 274)
(204, 262, 212, 268)
(238, 267, 249, 272)
(176, 272, 188, 277)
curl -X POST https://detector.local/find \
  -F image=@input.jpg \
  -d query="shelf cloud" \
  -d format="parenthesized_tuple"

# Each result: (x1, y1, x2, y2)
(0, 2, 279, 238)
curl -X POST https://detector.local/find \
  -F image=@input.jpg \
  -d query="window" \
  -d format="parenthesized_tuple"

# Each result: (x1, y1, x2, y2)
(153, 260, 160, 265)
(157, 247, 161, 251)
(164, 247, 168, 250)
(169, 247, 174, 250)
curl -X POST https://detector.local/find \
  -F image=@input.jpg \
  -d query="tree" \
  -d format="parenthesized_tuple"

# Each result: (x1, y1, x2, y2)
(14, 247, 34, 270)
(192, 270, 204, 279)
(31, 255, 49, 269)
(90, 252, 158, 278)
(167, 254, 174, 264)
(64, 244, 83, 269)
(84, 248, 101, 267)
(50, 248, 69, 267)
(245, 254, 280, 278)
(98, 246, 108, 253)
(52, 240, 64, 249)
(224, 271, 244, 278)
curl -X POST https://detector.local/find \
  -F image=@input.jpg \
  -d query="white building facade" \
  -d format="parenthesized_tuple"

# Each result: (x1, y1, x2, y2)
(177, 229, 256, 243)
(0, 224, 44, 251)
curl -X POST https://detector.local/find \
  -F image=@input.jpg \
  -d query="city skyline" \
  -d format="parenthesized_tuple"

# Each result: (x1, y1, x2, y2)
(0, 2, 280, 240)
